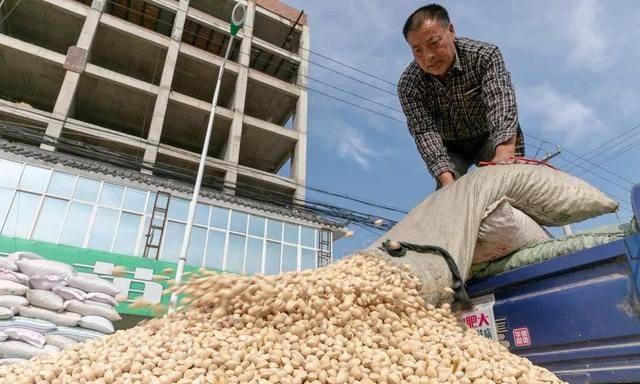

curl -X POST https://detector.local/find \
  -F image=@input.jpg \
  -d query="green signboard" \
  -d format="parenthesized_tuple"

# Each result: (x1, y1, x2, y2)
(0, 236, 221, 317)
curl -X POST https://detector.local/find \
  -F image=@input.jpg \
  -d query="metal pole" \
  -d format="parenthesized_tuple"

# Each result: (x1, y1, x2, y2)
(168, 37, 235, 313)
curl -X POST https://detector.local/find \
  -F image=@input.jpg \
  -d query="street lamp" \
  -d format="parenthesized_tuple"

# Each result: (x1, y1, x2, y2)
(169, 3, 246, 313)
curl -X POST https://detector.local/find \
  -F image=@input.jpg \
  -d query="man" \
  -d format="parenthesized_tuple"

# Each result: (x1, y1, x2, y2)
(398, 4, 525, 188)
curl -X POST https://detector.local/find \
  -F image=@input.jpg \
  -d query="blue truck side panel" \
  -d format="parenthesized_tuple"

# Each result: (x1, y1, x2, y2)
(467, 184, 640, 384)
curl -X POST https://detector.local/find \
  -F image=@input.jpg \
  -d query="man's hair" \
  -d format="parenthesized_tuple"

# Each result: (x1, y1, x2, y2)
(402, 4, 451, 40)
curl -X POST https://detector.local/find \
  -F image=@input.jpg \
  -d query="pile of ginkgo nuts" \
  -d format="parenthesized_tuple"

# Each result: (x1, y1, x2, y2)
(0, 252, 564, 384)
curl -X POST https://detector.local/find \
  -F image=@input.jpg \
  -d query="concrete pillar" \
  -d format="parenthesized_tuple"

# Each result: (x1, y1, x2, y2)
(141, 0, 190, 174)
(42, 0, 106, 151)
(223, 0, 256, 194)
(291, 25, 310, 202)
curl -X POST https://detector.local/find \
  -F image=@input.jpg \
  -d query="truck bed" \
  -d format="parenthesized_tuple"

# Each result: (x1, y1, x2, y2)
(466, 185, 640, 384)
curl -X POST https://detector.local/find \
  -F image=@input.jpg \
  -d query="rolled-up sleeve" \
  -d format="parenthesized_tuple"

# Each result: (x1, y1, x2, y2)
(481, 46, 519, 148)
(398, 79, 452, 178)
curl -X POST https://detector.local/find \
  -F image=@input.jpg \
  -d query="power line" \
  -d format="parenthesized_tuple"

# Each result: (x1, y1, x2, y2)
(0, 109, 409, 216)
(525, 133, 635, 187)
(0, 121, 402, 230)
(562, 123, 640, 172)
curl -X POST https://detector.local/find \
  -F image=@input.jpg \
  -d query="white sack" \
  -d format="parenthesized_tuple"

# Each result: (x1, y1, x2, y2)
(52, 286, 86, 301)
(368, 164, 617, 306)
(19, 306, 81, 327)
(26, 290, 64, 311)
(0, 281, 28, 296)
(44, 334, 77, 349)
(3, 327, 45, 348)
(0, 296, 28, 314)
(0, 308, 12, 320)
(0, 269, 29, 286)
(64, 300, 121, 321)
(0, 340, 47, 359)
(0, 259, 18, 272)
(16, 259, 74, 278)
(6, 252, 43, 263)
(79, 315, 115, 334)
(30, 275, 68, 290)
(68, 275, 119, 296)
(86, 292, 118, 307)
(473, 199, 550, 264)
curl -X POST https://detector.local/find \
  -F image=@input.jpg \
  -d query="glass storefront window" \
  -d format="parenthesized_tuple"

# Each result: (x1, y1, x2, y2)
(248, 215, 265, 237)
(210, 207, 229, 229)
(161, 222, 186, 262)
(283, 223, 299, 244)
(186, 226, 207, 267)
(88, 208, 119, 252)
(282, 245, 297, 272)
(32, 197, 68, 243)
(301, 226, 316, 248)
(168, 197, 189, 221)
(113, 212, 141, 255)
(0, 160, 22, 189)
(19, 166, 51, 194)
(266, 219, 282, 241)
(194, 203, 209, 226)
(123, 188, 147, 212)
(245, 237, 263, 274)
(59, 202, 92, 247)
(99, 183, 125, 208)
(226, 234, 245, 273)
(264, 241, 281, 275)
(1, 191, 41, 239)
(0, 188, 14, 227)
(205, 230, 225, 270)
(47, 171, 75, 198)
(301, 248, 316, 270)
(229, 211, 248, 234)
(74, 177, 100, 203)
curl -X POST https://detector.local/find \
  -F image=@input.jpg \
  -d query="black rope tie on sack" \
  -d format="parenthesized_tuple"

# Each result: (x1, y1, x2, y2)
(380, 240, 472, 311)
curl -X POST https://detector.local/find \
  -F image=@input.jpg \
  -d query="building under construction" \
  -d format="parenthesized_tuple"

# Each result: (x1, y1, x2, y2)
(0, 0, 344, 278)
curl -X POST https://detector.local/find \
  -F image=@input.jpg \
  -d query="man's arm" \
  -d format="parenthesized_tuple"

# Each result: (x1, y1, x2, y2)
(398, 79, 454, 186)
(481, 46, 519, 163)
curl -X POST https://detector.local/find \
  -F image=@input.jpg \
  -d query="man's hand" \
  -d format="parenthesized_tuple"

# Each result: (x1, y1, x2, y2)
(438, 171, 455, 187)
(492, 137, 516, 164)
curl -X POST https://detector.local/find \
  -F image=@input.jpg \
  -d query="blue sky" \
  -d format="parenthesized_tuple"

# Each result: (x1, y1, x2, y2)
(284, 0, 640, 259)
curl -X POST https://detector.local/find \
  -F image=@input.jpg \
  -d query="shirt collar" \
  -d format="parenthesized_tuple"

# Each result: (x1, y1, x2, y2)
(451, 38, 463, 72)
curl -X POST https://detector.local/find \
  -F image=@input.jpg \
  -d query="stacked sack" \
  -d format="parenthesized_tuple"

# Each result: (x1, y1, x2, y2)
(0, 251, 121, 364)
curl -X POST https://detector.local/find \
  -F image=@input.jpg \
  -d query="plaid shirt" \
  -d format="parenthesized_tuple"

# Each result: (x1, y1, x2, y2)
(398, 37, 525, 178)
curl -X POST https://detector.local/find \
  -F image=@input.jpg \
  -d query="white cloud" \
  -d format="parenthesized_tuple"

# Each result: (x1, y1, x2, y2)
(519, 84, 604, 145)
(320, 122, 377, 170)
(567, 0, 610, 71)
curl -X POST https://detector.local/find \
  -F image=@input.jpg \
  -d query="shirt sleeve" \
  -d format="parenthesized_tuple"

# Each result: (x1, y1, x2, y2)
(481, 46, 519, 148)
(398, 78, 452, 178)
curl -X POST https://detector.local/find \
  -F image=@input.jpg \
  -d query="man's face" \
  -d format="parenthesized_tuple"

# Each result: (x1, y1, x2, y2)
(406, 19, 457, 77)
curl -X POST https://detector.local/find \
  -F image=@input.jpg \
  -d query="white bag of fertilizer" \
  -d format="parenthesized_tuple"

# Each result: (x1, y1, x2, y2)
(0, 259, 17, 272)
(44, 334, 77, 349)
(19, 306, 81, 327)
(79, 315, 115, 334)
(68, 275, 119, 296)
(0, 269, 28, 286)
(0, 340, 47, 359)
(16, 259, 74, 278)
(0, 308, 12, 320)
(64, 300, 121, 321)
(30, 275, 68, 290)
(85, 292, 118, 307)
(3, 327, 45, 348)
(26, 290, 64, 312)
(0, 280, 28, 296)
(0, 296, 28, 314)
(6, 252, 43, 263)
(52, 286, 86, 301)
